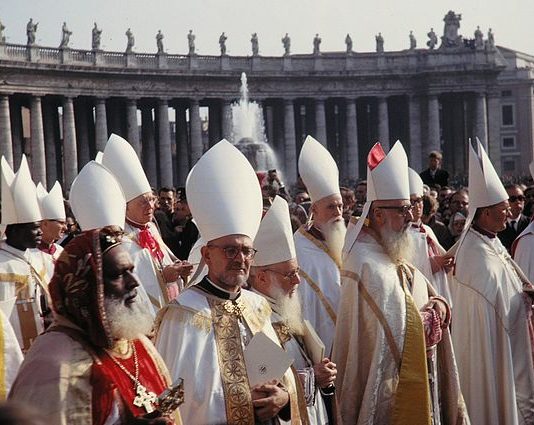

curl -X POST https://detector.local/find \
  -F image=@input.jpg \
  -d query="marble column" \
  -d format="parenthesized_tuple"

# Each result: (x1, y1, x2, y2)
(10, 100, 23, 169)
(487, 93, 501, 174)
(0, 95, 13, 167)
(189, 99, 203, 165)
(221, 99, 232, 141)
(74, 99, 90, 169)
(377, 96, 390, 149)
(283, 99, 297, 184)
(141, 106, 157, 187)
(62, 97, 78, 188)
(408, 95, 423, 171)
(476, 92, 488, 149)
(175, 106, 189, 186)
(315, 98, 327, 145)
(95, 98, 108, 152)
(42, 100, 58, 186)
(428, 94, 440, 153)
(345, 98, 359, 180)
(157, 99, 173, 187)
(30, 96, 47, 186)
(265, 104, 274, 147)
(126, 98, 140, 156)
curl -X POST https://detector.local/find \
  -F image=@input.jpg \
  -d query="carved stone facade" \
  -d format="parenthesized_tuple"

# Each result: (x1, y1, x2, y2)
(0, 17, 532, 189)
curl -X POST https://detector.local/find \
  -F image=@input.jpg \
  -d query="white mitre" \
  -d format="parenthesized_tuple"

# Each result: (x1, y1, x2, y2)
(186, 139, 262, 242)
(298, 135, 340, 203)
(36, 181, 66, 220)
(101, 134, 151, 202)
(1, 155, 43, 225)
(69, 161, 126, 231)
(254, 196, 296, 266)
(408, 167, 424, 197)
(344, 141, 409, 256)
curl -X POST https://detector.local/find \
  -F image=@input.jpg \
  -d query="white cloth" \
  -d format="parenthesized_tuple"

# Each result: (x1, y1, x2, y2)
(155, 286, 295, 425)
(41, 243, 64, 284)
(123, 221, 177, 317)
(0, 307, 22, 399)
(294, 229, 340, 353)
(0, 242, 48, 350)
(452, 227, 534, 424)
(408, 224, 453, 305)
(513, 221, 534, 283)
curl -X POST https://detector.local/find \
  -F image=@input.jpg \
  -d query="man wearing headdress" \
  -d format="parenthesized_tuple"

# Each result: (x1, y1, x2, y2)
(452, 140, 534, 424)
(101, 134, 192, 316)
(9, 161, 182, 424)
(294, 136, 344, 354)
(0, 156, 50, 352)
(250, 196, 333, 424)
(156, 141, 299, 424)
(334, 142, 468, 425)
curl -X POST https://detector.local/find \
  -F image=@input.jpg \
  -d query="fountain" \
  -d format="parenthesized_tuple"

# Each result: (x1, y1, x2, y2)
(231, 73, 279, 173)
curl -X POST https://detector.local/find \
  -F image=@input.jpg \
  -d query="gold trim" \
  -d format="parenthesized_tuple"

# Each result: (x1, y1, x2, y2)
(0, 273, 29, 286)
(240, 297, 271, 334)
(299, 269, 337, 325)
(209, 298, 255, 425)
(341, 270, 400, 363)
(298, 227, 342, 270)
(155, 303, 212, 334)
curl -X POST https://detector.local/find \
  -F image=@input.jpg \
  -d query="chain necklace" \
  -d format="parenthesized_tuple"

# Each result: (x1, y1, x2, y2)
(105, 342, 158, 413)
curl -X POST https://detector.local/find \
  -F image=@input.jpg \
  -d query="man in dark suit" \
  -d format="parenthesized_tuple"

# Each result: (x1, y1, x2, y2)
(420, 151, 449, 189)
(498, 184, 530, 252)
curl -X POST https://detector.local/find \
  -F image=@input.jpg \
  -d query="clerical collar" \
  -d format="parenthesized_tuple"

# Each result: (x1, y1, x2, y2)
(197, 277, 241, 300)
(472, 223, 496, 239)
(126, 217, 149, 230)
(306, 224, 325, 241)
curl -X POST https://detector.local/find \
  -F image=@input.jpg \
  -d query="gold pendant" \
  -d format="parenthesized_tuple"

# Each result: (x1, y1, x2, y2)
(133, 384, 158, 413)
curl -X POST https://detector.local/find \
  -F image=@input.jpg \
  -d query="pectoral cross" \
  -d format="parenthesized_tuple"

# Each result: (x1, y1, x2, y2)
(133, 384, 158, 413)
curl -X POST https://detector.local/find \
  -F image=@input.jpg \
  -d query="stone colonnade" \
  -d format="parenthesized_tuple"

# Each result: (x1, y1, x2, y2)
(0, 91, 495, 190)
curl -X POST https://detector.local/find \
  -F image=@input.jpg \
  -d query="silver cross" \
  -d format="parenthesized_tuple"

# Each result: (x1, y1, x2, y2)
(133, 384, 158, 413)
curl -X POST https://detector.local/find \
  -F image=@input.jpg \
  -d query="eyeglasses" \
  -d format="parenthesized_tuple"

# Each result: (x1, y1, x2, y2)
(410, 197, 423, 205)
(509, 195, 525, 202)
(264, 268, 300, 281)
(377, 205, 413, 216)
(207, 244, 257, 260)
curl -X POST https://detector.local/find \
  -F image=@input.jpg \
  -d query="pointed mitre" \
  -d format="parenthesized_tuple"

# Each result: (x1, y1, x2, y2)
(186, 139, 262, 242)
(344, 141, 409, 256)
(1, 155, 43, 225)
(298, 135, 340, 203)
(37, 181, 66, 220)
(253, 196, 296, 266)
(69, 161, 126, 231)
(101, 134, 151, 202)
(468, 138, 507, 211)
(408, 167, 424, 197)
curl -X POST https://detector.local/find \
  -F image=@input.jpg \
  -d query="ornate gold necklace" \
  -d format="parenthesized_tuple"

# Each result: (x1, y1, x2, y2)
(105, 342, 158, 413)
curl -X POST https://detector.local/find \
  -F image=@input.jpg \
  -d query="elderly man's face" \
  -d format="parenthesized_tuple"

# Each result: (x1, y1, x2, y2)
(41, 219, 67, 244)
(373, 199, 413, 234)
(262, 259, 300, 299)
(311, 193, 343, 227)
(203, 234, 255, 291)
(126, 192, 157, 225)
(103, 245, 139, 307)
(479, 201, 512, 233)
(410, 195, 423, 222)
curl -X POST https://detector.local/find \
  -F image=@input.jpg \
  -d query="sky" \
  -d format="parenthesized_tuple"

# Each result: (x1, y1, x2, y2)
(0, 0, 533, 57)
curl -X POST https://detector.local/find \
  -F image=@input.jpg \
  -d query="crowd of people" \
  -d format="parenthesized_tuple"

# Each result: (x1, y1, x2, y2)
(0, 132, 534, 424)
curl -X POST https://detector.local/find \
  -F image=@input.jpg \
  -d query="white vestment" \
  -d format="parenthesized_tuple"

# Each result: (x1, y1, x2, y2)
(0, 242, 49, 351)
(0, 308, 23, 399)
(513, 221, 534, 283)
(41, 243, 64, 283)
(408, 224, 453, 305)
(334, 230, 468, 425)
(452, 227, 534, 424)
(294, 228, 340, 353)
(155, 283, 299, 425)
(123, 222, 179, 317)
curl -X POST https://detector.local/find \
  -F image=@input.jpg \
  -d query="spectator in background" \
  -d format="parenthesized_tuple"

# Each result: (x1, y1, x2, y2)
(353, 180, 367, 217)
(445, 189, 469, 225)
(175, 190, 199, 260)
(340, 186, 356, 226)
(446, 212, 467, 248)
(420, 151, 449, 188)
(154, 187, 181, 257)
(523, 185, 534, 218)
(421, 194, 453, 249)
(497, 184, 530, 252)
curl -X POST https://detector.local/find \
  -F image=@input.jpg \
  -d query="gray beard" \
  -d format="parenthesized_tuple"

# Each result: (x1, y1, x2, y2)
(104, 298, 154, 340)
(272, 287, 305, 336)
(378, 226, 414, 263)
(321, 219, 347, 266)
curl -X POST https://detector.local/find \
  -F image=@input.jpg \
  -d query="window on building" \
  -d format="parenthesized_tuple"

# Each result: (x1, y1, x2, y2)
(501, 90, 512, 97)
(502, 104, 515, 126)
(502, 136, 516, 149)
(502, 158, 516, 173)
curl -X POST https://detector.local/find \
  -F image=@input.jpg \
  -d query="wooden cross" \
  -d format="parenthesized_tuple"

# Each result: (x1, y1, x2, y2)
(133, 384, 158, 413)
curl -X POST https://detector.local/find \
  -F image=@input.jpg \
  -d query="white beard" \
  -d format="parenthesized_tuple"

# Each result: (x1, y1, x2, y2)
(321, 218, 347, 266)
(272, 287, 305, 336)
(378, 224, 414, 263)
(104, 298, 154, 340)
